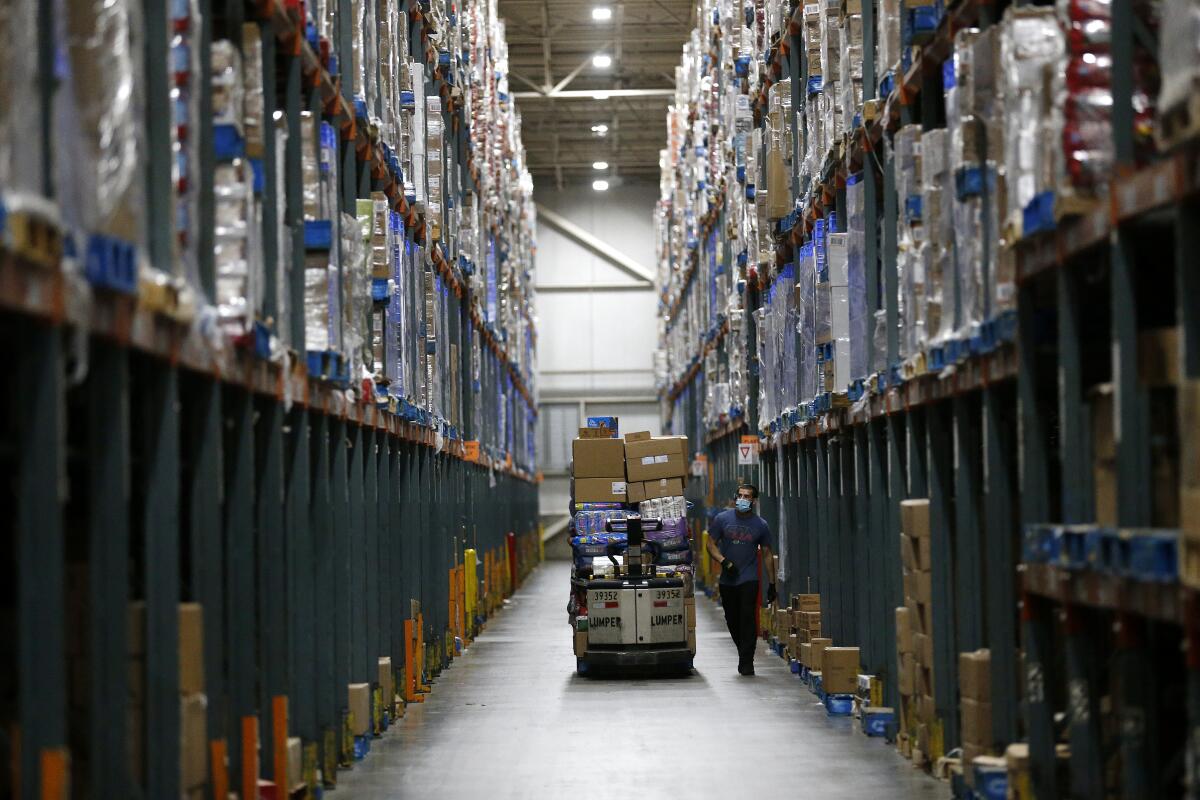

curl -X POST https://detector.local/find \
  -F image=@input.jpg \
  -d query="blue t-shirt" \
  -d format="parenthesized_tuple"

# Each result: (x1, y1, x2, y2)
(709, 509, 771, 585)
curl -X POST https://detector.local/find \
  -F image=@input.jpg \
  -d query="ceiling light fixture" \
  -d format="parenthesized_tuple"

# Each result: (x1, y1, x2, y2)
(591, 92, 610, 100)
(592, 161, 609, 170)
(592, 179, 610, 191)
(592, 54, 612, 68)
(592, 6, 612, 20)
(591, 123, 609, 135)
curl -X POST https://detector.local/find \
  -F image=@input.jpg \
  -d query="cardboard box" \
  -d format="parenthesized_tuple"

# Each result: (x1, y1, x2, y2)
(286, 736, 303, 791)
(791, 593, 821, 611)
(917, 535, 932, 571)
(1091, 384, 1116, 527)
(916, 570, 933, 606)
(640, 477, 685, 500)
(574, 477, 628, 503)
(917, 664, 934, 697)
(180, 693, 208, 790)
(348, 683, 371, 736)
(963, 743, 987, 788)
(823, 647, 860, 694)
(907, 599, 931, 635)
(900, 535, 917, 571)
(179, 603, 204, 694)
(901, 499, 931, 539)
(625, 481, 647, 503)
(378, 657, 394, 706)
(902, 570, 917, 600)
(577, 426, 612, 440)
(799, 642, 812, 666)
(1139, 327, 1180, 386)
(624, 431, 652, 443)
(801, 611, 822, 630)
(624, 436, 689, 482)
(896, 607, 914, 653)
(572, 438, 626, 478)
(912, 632, 929, 667)
(961, 698, 993, 747)
(899, 653, 916, 695)
(574, 629, 587, 657)
(810, 638, 832, 671)
(959, 649, 991, 702)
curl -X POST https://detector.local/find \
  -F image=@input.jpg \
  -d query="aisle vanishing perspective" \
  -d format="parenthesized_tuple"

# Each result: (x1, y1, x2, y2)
(338, 560, 943, 799)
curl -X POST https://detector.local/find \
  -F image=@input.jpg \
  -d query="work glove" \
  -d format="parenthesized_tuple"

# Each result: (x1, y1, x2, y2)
(766, 583, 778, 605)
(721, 558, 738, 581)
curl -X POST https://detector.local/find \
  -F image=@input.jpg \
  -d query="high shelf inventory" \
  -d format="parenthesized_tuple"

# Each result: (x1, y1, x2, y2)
(0, 0, 540, 797)
(657, 0, 1200, 795)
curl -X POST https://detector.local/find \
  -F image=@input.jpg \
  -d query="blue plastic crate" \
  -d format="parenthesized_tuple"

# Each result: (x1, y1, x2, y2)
(973, 761, 1008, 800)
(954, 165, 996, 200)
(304, 220, 333, 251)
(1023, 191, 1057, 236)
(879, 71, 896, 98)
(352, 735, 370, 760)
(1022, 524, 1059, 565)
(84, 233, 138, 294)
(790, 659, 801, 674)
(1060, 526, 1092, 570)
(1128, 529, 1179, 582)
(861, 707, 895, 737)
(213, 124, 245, 160)
(825, 693, 854, 716)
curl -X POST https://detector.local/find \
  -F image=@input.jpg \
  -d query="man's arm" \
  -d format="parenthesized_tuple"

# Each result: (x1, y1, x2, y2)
(705, 515, 725, 564)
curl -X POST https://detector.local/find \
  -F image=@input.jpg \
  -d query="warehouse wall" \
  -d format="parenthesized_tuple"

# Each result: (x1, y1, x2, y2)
(534, 181, 661, 517)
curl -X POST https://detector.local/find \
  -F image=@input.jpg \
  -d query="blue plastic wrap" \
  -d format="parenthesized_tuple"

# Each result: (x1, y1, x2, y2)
(799, 242, 817, 404)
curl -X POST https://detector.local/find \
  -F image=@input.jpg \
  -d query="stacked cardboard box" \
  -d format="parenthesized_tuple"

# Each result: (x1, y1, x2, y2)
(823, 647, 861, 695)
(898, 498, 935, 765)
(128, 602, 208, 797)
(959, 649, 992, 784)
(571, 432, 690, 505)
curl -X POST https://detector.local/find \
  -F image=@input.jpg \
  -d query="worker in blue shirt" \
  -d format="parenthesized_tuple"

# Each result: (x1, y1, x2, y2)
(705, 483, 776, 675)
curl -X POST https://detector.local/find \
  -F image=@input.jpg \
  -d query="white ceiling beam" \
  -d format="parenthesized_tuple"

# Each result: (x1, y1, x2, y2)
(515, 88, 674, 99)
(535, 203, 657, 284)
(536, 282, 654, 292)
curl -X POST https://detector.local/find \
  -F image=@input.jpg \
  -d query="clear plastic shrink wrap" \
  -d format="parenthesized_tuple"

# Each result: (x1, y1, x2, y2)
(54, 0, 146, 252)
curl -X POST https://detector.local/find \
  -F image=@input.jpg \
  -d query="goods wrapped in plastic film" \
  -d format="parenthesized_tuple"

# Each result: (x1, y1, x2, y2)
(0, 0, 43, 195)
(921, 128, 954, 344)
(846, 175, 870, 379)
(798, 242, 817, 404)
(341, 212, 369, 375)
(999, 7, 1064, 221)
(54, 0, 146, 248)
(213, 159, 261, 335)
(1158, 0, 1200, 115)
(872, 309, 888, 374)
(877, 0, 902, 79)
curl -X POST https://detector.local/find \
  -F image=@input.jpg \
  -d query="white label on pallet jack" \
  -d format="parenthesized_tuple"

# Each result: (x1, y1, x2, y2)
(635, 587, 686, 644)
(587, 587, 638, 645)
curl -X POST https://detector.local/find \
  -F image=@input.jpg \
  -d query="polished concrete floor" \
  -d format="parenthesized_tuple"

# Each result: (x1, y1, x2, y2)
(336, 560, 946, 799)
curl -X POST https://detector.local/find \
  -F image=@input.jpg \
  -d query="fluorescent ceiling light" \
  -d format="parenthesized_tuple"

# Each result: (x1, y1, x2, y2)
(591, 123, 609, 135)
(592, 179, 610, 191)
(592, 92, 610, 100)
(592, 161, 609, 170)
(592, 6, 612, 20)
(592, 54, 612, 68)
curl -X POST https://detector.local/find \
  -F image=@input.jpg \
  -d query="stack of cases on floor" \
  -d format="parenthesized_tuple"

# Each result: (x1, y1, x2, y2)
(959, 648, 993, 788)
(896, 499, 935, 765)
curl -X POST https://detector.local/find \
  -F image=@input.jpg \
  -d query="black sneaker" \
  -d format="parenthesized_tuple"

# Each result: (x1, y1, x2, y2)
(737, 662, 755, 676)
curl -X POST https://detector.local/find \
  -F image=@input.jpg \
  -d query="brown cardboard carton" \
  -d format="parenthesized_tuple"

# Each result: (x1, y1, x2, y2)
(917, 535, 932, 571)
(896, 607, 914, 653)
(959, 649, 991, 702)
(907, 599, 931, 635)
(902, 571, 917, 600)
(624, 431, 652, 443)
(912, 632, 929, 667)
(962, 743, 987, 788)
(625, 481, 648, 503)
(791, 593, 821, 611)
(378, 657, 394, 707)
(572, 438, 626, 478)
(917, 693, 937, 723)
(1139, 327, 1180, 386)
(810, 638, 832, 671)
(180, 693, 208, 790)
(574, 629, 587, 657)
(348, 683, 371, 736)
(917, 665, 934, 697)
(179, 603, 204, 694)
(799, 642, 812, 666)
(921, 631, 934, 667)
(961, 698, 993, 747)
(286, 736, 303, 791)
(823, 647, 860, 694)
(624, 436, 689, 482)
(574, 477, 628, 504)
(641, 477, 685, 500)
(901, 499, 931, 539)
(685, 597, 696, 631)
(801, 610, 823, 630)
(900, 535, 917, 571)
(577, 426, 612, 439)
(1091, 384, 1117, 526)
(916, 570, 933, 606)
(899, 653, 916, 695)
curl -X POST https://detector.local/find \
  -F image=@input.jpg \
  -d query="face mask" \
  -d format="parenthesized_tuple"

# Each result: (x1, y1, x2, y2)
(735, 498, 751, 513)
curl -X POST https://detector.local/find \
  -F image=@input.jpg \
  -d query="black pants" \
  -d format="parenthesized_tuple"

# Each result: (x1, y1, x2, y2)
(720, 580, 760, 667)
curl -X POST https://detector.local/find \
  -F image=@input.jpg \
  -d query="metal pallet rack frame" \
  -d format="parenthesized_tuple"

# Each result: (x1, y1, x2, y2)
(664, 0, 1200, 795)
(0, 0, 541, 797)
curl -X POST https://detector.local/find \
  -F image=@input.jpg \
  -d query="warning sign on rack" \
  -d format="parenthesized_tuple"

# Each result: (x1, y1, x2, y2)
(737, 436, 760, 466)
(691, 453, 708, 477)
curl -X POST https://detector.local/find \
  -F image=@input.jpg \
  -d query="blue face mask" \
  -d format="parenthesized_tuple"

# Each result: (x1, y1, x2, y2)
(735, 498, 752, 513)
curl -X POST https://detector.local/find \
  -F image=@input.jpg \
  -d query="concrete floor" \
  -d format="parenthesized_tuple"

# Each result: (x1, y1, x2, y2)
(336, 561, 946, 799)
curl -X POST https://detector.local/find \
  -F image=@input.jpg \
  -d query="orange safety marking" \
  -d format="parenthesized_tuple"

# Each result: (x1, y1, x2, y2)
(272, 696, 288, 795)
(242, 716, 260, 800)
(210, 739, 229, 800)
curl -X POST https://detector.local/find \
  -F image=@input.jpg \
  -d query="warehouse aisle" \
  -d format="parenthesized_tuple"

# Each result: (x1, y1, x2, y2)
(336, 561, 943, 799)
